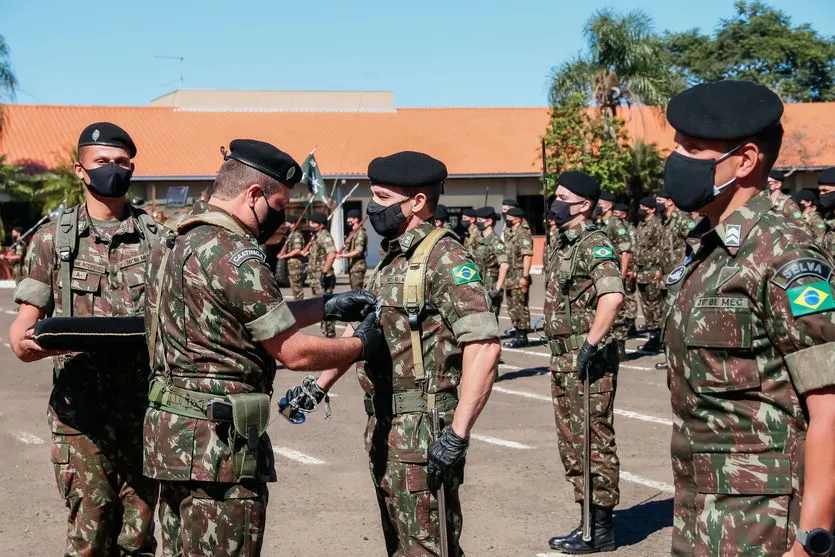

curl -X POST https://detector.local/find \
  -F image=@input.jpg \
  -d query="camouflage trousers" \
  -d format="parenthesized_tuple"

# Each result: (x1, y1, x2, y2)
(50, 429, 157, 556)
(369, 456, 464, 557)
(549, 351, 620, 508)
(348, 259, 367, 291)
(158, 481, 269, 557)
(309, 271, 336, 337)
(287, 259, 305, 301)
(637, 280, 665, 330)
(670, 422, 797, 557)
(504, 286, 530, 330)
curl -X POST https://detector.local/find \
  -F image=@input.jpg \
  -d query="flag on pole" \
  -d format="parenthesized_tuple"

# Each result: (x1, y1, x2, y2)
(300, 153, 327, 202)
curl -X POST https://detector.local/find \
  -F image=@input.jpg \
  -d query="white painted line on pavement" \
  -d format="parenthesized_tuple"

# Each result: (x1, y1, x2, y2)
(14, 432, 45, 445)
(4, 309, 17, 315)
(619, 471, 675, 493)
(272, 446, 326, 465)
(491, 385, 672, 426)
(0, 280, 15, 289)
(501, 345, 658, 372)
(471, 434, 534, 450)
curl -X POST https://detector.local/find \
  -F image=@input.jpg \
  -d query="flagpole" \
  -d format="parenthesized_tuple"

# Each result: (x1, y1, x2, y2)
(328, 183, 360, 221)
(278, 197, 316, 257)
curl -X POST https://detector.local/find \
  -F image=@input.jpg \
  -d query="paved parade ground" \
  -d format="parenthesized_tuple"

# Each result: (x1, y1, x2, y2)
(0, 278, 676, 557)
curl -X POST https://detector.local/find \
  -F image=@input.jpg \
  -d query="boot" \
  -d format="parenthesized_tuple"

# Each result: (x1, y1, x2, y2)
(503, 330, 528, 348)
(504, 327, 517, 336)
(655, 360, 669, 370)
(548, 507, 583, 549)
(640, 333, 662, 354)
(617, 340, 627, 360)
(554, 505, 615, 554)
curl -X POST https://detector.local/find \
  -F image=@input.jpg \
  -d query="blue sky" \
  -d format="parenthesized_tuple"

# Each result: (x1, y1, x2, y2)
(3, 0, 834, 108)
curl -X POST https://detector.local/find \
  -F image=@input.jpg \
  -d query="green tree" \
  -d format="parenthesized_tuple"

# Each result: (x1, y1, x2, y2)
(664, 1, 835, 102)
(0, 35, 18, 132)
(35, 148, 85, 212)
(550, 9, 683, 117)
(542, 93, 633, 195)
(0, 156, 35, 202)
(627, 140, 666, 209)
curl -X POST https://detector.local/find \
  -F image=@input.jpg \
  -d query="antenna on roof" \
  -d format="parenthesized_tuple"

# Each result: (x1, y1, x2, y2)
(154, 55, 184, 89)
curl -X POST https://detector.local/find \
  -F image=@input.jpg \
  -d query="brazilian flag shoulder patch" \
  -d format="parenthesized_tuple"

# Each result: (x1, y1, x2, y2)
(592, 246, 614, 259)
(787, 280, 835, 317)
(452, 262, 481, 285)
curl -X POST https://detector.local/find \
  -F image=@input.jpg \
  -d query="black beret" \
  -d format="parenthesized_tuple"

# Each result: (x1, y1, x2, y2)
(506, 207, 525, 218)
(599, 191, 616, 203)
(640, 196, 657, 208)
(346, 209, 361, 219)
(769, 170, 786, 182)
(434, 205, 448, 220)
(502, 198, 520, 207)
(613, 202, 629, 212)
(285, 215, 299, 224)
(667, 80, 783, 140)
(463, 208, 477, 218)
(795, 189, 817, 203)
(818, 168, 835, 186)
(224, 139, 302, 186)
(475, 206, 497, 219)
(311, 212, 328, 224)
(367, 151, 447, 188)
(557, 171, 601, 200)
(78, 122, 137, 158)
(12, 226, 24, 233)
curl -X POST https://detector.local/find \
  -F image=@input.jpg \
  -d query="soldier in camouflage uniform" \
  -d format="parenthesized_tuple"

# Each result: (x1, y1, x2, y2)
(598, 193, 634, 358)
(662, 80, 835, 557)
(767, 170, 804, 225)
(3, 226, 27, 284)
(287, 151, 501, 557)
(461, 208, 482, 255)
(794, 188, 828, 244)
(816, 168, 835, 256)
(142, 139, 381, 557)
(278, 215, 306, 300)
(503, 206, 533, 348)
(634, 196, 665, 352)
(543, 172, 624, 554)
(473, 206, 508, 317)
(306, 212, 337, 337)
(434, 204, 455, 234)
(337, 209, 368, 291)
(8, 123, 160, 556)
(613, 203, 639, 340)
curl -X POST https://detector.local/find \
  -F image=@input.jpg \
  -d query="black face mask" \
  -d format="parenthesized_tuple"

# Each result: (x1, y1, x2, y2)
(83, 162, 132, 198)
(367, 200, 407, 239)
(550, 199, 583, 227)
(503, 215, 511, 225)
(638, 208, 649, 220)
(252, 195, 285, 244)
(821, 192, 835, 212)
(592, 206, 603, 220)
(663, 146, 740, 212)
(476, 221, 487, 231)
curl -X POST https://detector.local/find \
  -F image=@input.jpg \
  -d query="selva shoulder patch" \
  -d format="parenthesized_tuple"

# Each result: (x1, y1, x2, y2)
(230, 247, 267, 267)
(771, 258, 833, 290)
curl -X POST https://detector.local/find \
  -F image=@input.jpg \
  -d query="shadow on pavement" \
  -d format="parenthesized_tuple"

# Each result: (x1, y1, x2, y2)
(613, 497, 673, 548)
(496, 366, 549, 382)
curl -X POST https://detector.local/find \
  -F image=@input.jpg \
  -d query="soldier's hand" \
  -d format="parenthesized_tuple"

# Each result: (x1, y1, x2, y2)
(352, 311, 383, 361)
(324, 291, 377, 322)
(519, 277, 529, 292)
(487, 290, 502, 306)
(319, 275, 327, 289)
(576, 341, 597, 381)
(427, 427, 469, 491)
(284, 375, 328, 413)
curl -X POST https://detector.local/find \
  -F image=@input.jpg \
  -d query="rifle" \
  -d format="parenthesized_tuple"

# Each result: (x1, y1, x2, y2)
(3, 205, 63, 256)
(431, 407, 450, 557)
(337, 216, 368, 255)
(278, 198, 316, 257)
(582, 370, 592, 543)
(328, 183, 360, 221)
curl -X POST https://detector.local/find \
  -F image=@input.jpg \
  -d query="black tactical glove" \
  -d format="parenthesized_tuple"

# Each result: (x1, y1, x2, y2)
(576, 340, 597, 381)
(323, 291, 377, 322)
(284, 375, 327, 413)
(353, 311, 383, 361)
(487, 290, 502, 306)
(427, 427, 469, 491)
(319, 275, 327, 289)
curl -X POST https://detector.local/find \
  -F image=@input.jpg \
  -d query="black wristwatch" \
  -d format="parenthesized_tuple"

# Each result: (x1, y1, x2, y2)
(797, 528, 834, 556)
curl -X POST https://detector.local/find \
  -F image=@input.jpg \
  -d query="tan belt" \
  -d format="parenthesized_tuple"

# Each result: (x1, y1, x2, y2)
(363, 390, 458, 416)
(148, 378, 227, 420)
(548, 334, 587, 356)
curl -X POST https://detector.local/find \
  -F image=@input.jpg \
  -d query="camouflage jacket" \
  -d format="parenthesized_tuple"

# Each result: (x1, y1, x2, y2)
(309, 228, 335, 276)
(544, 222, 624, 342)
(634, 216, 663, 273)
(474, 231, 507, 289)
(804, 210, 828, 244)
(14, 204, 161, 435)
(602, 214, 632, 257)
(505, 224, 533, 288)
(286, 228, 306, 265)
(463, 224, 483, 254)
(771, 193, 804, 225)
(660, 210, 697, 274)
(823, 217, 835, 256)
(662, 191, 835, 534)
(346, 225, 368, 266)
(143, 204, 296, 482)
(359, 220, 499, 462)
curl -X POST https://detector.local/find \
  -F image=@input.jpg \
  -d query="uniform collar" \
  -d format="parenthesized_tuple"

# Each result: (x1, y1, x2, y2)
(178, 203, 254, 240)
(386, 220, 435, 256)
(77, 203, 142, 238)
(560, 220, 593, 245)
(705, 190, 771, 257)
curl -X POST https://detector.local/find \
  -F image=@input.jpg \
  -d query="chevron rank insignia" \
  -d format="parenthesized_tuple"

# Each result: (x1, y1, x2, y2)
(725, 224, 742, 247)
(593, 246, 614, 259)
(787, 281, 835, 317)
(452, 263, 481, 285)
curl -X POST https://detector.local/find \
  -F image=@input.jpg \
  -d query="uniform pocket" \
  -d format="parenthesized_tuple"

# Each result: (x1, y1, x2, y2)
(50, 440, 75, 501)
(693, 453, 791, 495)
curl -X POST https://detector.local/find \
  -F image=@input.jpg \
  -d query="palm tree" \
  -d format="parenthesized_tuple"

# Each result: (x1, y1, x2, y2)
(549, 9, 683, 117)
(0, 156, 35, 202)
(627, 140, 665, 213)
(36, 148, 85, 212)
(0, 35, 18, 133)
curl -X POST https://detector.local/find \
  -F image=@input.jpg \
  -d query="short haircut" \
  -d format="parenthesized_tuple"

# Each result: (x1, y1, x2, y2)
(422, 183, 443, 212)
(753, 123, 784, 174)
(211, 159, 284, 200)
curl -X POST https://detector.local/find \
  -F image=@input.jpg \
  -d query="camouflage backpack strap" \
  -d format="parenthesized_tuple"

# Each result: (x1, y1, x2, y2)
(403, 228, 450, 408)
(147, 233, 175, 376)
(54, 206, 79, 317)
